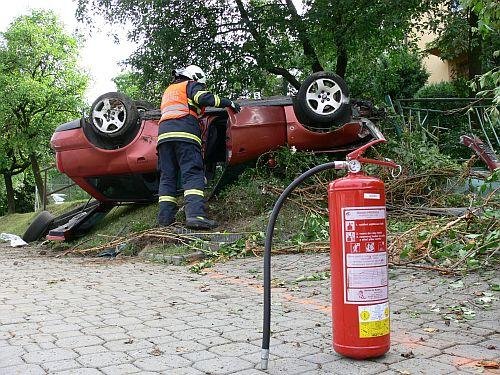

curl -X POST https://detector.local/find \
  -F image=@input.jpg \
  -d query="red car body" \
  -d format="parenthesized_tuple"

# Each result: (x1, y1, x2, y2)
(51, 100, 382, 204)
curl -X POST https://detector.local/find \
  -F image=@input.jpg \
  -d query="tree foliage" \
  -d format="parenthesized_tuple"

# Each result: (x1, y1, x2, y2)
(460, 0, 499, 122)
(76, 0, 430, 100)
(0, 10, 88, 213)
(347, 47, 429, 102)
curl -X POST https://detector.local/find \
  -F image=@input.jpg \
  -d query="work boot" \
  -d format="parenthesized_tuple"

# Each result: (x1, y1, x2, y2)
(158, 217, 175, 227)
(185, 216, 218, 230)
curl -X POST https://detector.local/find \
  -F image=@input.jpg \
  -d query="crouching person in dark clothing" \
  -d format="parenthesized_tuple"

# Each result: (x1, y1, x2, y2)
(157, 64, 241, 229)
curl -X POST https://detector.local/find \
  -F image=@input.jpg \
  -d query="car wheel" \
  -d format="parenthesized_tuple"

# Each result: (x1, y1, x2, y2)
(133, 100, 155, 114)
(293, 71, 351, 130)
(22, 211, 55, 243)
(90, 92, 139, 139)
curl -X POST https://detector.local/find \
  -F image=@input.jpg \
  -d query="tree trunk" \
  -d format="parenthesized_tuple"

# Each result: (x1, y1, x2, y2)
(335, 46, 348, 78)
(283, 0, 324, 73)
(29, 153, 45, 206)
(468, 10, 482, 80)
(3, 173, 15, 214)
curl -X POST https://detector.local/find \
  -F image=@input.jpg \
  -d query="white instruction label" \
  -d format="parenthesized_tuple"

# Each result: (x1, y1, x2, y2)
(342, 206, 388, 305)
(347, 267, 387, 288)
(348, 287, 388, 302)
(346, 253, 387, 267)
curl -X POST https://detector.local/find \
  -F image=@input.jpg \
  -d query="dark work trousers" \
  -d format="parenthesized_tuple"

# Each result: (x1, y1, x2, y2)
(157, 141, 206, 225)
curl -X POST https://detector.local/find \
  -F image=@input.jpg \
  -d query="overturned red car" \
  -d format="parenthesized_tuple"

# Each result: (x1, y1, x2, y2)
(35, 72, 384, 241)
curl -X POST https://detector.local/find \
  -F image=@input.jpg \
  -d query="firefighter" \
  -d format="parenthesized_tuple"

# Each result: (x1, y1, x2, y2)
(157, 64, 241, 229)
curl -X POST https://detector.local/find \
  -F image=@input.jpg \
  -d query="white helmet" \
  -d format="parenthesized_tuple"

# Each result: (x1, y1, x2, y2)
(177, 65, 206, 84)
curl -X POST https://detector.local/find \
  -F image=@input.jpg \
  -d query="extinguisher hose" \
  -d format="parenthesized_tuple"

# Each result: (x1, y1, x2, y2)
(261, 161, 342, 370)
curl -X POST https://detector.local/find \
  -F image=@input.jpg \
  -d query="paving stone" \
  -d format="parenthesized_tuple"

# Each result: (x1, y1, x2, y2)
(0, 364, 46, 375)
(0, 355, 24, 368)
(389, 358, 458, 374)
(432, 353, 476, 367)
(41, 359, 81, 372)
(319, 358, 388, 374)
(209, 342, 260, 357)
(266, 357, 318, 374)
(39, 323, 82, 335)
(22, 348, 77, 364)
(231, 370, 266, 375)
(193, 356, 254, 374)
(271, 342, 321, 358)
(103, 338, 154, 352)
(444, 344, 500, 360)
(77, 352, 133, 368)
(181, 349, 217, 362)
(155, 340, 207, 354)
(134, 355, 192, 371)
(101, 363, 141, 375)
(55, 335, 104, 349)
(301, 352, 338, 364)
(0, 346, 26, 364)
(172, 327, 221, 341)
(73, 345, 108, 356)
(0, 247, 498, 375)
(54, 369, 103, 375)
(197, 336, 231, 347)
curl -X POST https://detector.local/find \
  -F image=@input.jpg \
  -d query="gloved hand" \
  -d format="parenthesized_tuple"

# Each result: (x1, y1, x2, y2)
(230, 101, 241, 113)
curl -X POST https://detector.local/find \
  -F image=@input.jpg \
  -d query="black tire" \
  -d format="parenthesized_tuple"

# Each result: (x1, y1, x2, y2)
(22, 211, 55, 243)
(51, 201, 100, 228)
(293, 71, 351, 130)
(133, 100, 155, 113)
(89, 92, 139, 139)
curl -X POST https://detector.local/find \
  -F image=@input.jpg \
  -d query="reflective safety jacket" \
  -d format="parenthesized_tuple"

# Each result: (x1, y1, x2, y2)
(159, 81, 200, 123)
(158, 79, 232, 147)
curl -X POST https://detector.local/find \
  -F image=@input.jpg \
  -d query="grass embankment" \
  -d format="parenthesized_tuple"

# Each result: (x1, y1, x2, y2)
(1, 146, 497, 274)
(0, 201, 88, 236)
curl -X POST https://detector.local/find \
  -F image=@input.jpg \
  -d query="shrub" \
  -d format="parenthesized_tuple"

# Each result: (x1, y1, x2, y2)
(413, 81, 475, 159)
(347, 48, 429, 103)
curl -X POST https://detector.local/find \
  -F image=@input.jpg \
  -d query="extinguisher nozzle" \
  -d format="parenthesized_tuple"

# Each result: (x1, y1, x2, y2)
(261, 349, 269, 370)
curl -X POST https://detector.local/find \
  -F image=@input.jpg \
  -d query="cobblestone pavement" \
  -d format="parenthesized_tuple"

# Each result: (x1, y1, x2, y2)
(0, 244, 499, 375)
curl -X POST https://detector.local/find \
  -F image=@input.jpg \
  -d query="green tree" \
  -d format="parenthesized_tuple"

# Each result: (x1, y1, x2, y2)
(462, 0, 500, 119)
(76, 0, 431, 99)
(425, 2, 499, 81)
(307, 0, 427, 77)
(112, 71, 142, 100)
(347, 47, 429, 102)
(0, 10, 88, 213)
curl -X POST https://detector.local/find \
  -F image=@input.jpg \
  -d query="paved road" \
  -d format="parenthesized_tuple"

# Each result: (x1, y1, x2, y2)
(0, 244, 498, 374)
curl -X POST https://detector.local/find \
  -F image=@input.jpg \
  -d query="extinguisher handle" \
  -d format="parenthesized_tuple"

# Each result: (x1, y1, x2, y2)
(357, 156, 402, 177)
(347, 138, 386, 160)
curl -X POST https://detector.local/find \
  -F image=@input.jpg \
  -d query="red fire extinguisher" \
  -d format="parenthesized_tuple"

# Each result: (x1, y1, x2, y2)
(260, 137, 400, 369)
(329, 138, 400, 359)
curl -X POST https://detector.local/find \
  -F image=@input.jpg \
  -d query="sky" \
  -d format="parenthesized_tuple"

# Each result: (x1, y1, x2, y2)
(0, 0, 136, 103)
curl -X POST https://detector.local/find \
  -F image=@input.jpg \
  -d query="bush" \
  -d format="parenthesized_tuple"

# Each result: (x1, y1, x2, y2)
(413, 81, 473, 159)
(414, 81, 461, 101)
(347, 48, 429, 103)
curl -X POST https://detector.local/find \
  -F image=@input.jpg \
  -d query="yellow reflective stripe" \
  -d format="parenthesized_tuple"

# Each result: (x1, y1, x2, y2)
(193, 90, 209, 104)
(213, 94, 220, 107)
(187, 99, 202, 114)
(184, 189, 204, 197)
(159, 195, 177, 204)
(161, 110, 188, 117)
(161, 104, 187, 114)
(158, 132, 202, 145)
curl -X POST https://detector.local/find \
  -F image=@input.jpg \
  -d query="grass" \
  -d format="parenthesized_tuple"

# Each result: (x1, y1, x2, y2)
(0, 155, 327, 259)
(0, 201, 88, 236)
(50, 203, 160, 252)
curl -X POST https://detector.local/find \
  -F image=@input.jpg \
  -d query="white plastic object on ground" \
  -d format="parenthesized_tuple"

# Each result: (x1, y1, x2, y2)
(0, 233, 28, 247)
